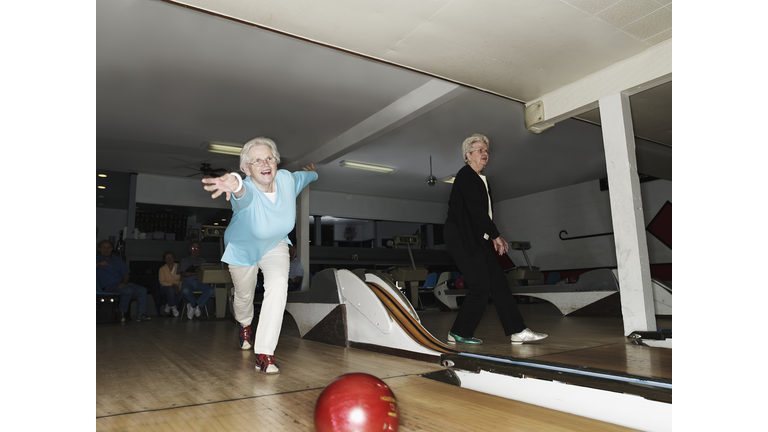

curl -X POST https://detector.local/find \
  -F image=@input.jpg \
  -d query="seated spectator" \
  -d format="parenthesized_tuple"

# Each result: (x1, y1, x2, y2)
(96, 240, 151, 321)
(287, 245, 303, 292)
(158, 251, 181, 317)
(179, 242, 215, 319)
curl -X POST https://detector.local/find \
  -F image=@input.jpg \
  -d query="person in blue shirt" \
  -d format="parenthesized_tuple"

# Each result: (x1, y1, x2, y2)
(96, 240, 151, 321)
(202, 137, 317, 375)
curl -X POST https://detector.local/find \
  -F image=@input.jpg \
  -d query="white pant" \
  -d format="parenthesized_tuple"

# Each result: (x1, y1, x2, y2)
(229, 240, 290, 355)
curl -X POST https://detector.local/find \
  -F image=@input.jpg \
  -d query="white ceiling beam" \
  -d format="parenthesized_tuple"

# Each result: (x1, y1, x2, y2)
(284, 79, 467, 170)
(524, 39, 671, 133)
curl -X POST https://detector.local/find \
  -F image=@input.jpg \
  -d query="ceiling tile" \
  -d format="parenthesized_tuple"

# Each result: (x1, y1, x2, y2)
(621, 7, 672, 41)
(644, 28, 671, 45)
(561, 0, 621, 15)
(595, 0, 664, 28)
(178, 0, 454, 57)
(382, 31, 544, 100)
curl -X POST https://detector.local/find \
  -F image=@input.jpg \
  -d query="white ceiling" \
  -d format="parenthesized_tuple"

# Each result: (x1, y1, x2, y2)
(96, 0, 671, 211)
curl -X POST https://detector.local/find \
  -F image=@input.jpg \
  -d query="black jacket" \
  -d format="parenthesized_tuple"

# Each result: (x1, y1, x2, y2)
(445, 164, 501, 252)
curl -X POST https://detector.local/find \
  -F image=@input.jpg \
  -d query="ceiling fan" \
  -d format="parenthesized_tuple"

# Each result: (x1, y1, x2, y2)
(186, 163, 227, 177)
(426, 156, 437, 186)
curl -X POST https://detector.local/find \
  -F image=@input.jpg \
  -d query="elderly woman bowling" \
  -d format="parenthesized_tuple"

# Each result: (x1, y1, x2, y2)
(202, 137, 317, 374)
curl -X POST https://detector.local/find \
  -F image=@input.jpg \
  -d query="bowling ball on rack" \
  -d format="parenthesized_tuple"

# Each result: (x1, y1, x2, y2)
(314, 373, 399, 432)
(455, 277, 466, 290)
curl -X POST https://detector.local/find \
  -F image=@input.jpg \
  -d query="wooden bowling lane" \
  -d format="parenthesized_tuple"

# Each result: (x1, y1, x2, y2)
(97, 312, 645, 431)
(96, 318, 444, 418)
(534, 342, 672, 380)
(418, 300, 672, 379)
(97, 374, 637, 432)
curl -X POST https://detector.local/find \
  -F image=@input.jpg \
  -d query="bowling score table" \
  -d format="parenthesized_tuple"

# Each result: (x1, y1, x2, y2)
(387, 234, 429, 308)
(389, 266, 428, 308)
(196, 266, 232, 318)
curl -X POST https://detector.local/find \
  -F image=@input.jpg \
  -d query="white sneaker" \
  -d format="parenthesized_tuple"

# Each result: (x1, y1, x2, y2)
(171, 306, 179, 317)
(510, 328, 548, 344)
(186, 303, 194, 319)
(194, 306, 201, 317)
(163, 304, 170, 314)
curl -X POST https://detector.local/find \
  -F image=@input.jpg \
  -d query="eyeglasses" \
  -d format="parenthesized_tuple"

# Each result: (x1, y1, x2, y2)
(249, 156, 276, 166)
(470, 148, 491, 155)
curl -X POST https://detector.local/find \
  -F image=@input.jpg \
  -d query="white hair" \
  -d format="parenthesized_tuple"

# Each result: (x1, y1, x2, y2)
(461, 133, 489, 164)
(239, 137, 281, 171)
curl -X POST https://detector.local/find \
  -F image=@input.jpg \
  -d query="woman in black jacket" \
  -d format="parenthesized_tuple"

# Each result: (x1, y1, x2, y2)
(444, 133, 547, 345)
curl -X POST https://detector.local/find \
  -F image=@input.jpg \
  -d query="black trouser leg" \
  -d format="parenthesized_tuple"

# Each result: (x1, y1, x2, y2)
(484, 245, 527, 335)
(445, 223, 526, 337)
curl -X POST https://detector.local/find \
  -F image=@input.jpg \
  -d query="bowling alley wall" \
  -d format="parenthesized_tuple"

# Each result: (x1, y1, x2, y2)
(308, 178, 671, 278)
(494, 178, 672, 276)
(99, 173, 671, 280)
(310, 178, 672, 278)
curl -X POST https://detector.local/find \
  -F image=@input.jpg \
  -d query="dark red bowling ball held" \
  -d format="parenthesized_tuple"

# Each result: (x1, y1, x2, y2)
(314, 373, 399, 432)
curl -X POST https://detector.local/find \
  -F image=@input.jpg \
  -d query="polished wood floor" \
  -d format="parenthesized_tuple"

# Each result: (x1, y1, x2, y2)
(96, 301, 670, 431)
(419, 300, 672, 380)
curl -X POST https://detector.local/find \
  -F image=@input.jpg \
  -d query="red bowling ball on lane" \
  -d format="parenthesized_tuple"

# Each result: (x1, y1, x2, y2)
(314, 373, 399, 432)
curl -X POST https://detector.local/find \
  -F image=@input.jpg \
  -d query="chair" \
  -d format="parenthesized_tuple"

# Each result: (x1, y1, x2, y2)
(545, 271, 561, 285)
(417, 272, 438, 309)
(420, 272, 438, 290)
(96, 279, 120, 323)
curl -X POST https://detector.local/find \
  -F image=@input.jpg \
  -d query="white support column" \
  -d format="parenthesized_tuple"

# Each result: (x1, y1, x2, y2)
(297, 187, 311, 290)
(599, 92, 656, 335)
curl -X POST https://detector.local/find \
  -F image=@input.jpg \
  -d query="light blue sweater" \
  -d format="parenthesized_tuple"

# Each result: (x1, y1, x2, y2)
(222, 169, 318, 267)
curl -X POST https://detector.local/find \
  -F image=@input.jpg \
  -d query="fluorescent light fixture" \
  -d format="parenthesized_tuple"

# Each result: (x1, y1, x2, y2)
(206, 142, 243, 156)
(98, 185, 106, 189)
(340, 160, 395, 174)
(441, 175, 456, 184)
(98, 174, 107, 178)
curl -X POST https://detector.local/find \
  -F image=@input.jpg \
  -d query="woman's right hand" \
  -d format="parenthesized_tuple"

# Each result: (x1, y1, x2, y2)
(202, 173, 240, 201)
